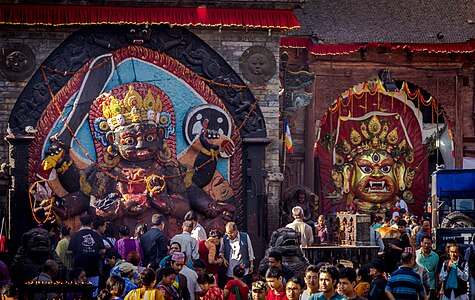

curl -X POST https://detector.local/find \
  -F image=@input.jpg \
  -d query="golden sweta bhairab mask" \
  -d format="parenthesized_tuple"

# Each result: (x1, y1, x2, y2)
(332, 114, 416, 212)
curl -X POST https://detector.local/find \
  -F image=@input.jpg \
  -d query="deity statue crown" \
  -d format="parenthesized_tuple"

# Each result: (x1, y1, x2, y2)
(101, 85, 162, 130)
(337, 114, 414, 164)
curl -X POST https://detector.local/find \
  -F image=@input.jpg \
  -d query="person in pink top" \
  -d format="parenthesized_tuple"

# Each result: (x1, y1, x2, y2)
(115, 225, 144, 265)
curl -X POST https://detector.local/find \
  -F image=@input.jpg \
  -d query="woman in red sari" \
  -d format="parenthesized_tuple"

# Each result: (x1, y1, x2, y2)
(198, 229, 223, 277)
(223, 265, 249, 300)
(197, 273, 224, 300)
(157, 267, 181, 300)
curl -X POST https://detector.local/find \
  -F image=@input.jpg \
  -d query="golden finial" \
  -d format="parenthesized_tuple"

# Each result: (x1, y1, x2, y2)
(368, 115, 382, 134)
(387, 127, 398, 144)
(350, 128, 362, 145)
(361, 124, 370, 139)
(342, 140, 351, 154)
(380, 125, 389, 140)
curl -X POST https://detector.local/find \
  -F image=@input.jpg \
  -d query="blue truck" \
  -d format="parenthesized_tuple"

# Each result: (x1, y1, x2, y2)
(431, 169, 475, 252)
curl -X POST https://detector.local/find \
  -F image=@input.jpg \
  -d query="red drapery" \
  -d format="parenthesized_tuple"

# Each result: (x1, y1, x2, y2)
(281, 37, 475, 54)
(0, 5, 299, 29)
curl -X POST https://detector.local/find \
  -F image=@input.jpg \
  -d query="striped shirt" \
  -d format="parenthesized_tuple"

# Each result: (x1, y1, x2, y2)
(385, 266, 425, 300)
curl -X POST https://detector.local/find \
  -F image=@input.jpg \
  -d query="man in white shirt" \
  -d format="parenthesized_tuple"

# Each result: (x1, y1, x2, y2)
(395, 196, 409, 214)
(219, 222, 255, 279)
(185, 210, 207, 242)
(285, 206, 314, 247)
(171, 221, 199, 264)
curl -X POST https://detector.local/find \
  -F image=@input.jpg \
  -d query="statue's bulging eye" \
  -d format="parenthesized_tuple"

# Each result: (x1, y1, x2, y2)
(122, 137, 135, 145)
(380, 165, 391, 173)
(130, 29, 136, 34)
(142, 29, 148, 35)
(360, 166, 373, 174)
(145, 134, 155, 142)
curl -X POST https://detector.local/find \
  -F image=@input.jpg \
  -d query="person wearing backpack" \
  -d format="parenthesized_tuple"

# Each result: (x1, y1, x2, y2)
(463, 234, 475, 300)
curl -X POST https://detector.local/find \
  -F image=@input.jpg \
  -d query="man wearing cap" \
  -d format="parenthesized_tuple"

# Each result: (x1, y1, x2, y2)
(159, 241, 193, 269)
(175, 251, 201, 300)
(219, 222, 255, 280)
(171, 221, 199, 265)
(170, 252, 192, 300)
(140, 214, 168, 267)
(251, 281, 267, 300)
(118, 261, 138, 296)
(286, 206, 314, 247)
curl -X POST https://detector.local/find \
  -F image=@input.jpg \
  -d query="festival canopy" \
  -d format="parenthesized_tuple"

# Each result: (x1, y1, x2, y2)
(0, 4, 300, 29)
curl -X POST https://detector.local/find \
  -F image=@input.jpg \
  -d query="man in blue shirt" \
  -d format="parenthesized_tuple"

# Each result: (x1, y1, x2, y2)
(385, 252, 426, 300)
(309, 265, 346, 300)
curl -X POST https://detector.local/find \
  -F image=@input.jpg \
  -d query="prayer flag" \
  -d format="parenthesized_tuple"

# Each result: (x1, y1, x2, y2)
(285, 118, 294, 154)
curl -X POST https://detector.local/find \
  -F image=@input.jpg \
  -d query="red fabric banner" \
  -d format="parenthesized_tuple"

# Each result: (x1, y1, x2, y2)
(0, 5, 300, 29)
(281, 37, 475, 54)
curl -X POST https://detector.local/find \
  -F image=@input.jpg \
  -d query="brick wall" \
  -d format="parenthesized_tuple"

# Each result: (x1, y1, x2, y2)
(193, 28, 282, 233)
(0, 25, 77, 163)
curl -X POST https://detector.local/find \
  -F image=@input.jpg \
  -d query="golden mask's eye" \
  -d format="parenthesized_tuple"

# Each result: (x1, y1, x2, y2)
(360, 166, 373, 174)
(145, 134, 155, 142)
(380, 165, 391, 173)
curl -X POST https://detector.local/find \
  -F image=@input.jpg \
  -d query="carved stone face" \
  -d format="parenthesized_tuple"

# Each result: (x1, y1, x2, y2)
(351, 150, 398, 203)
(247, 53, 267, 75)
(239, 46, 276, 84)
(23, 228, 52, 255)
(6, 51, 28, 72)
(110, 122, 162, 161)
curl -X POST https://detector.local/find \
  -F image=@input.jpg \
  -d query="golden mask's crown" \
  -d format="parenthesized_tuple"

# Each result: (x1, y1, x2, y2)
(336, 115, 414, 164)
(101, 85, 162, 130)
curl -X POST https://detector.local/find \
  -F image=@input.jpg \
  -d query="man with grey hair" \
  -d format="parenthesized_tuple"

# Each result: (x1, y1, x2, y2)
(286, 206, 314, 247)
(32, 259, 59, 300)
(171, 220, 199, 264)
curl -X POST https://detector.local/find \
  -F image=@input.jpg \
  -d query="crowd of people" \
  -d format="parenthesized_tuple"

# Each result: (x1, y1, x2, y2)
(0, 206, 474, 300)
